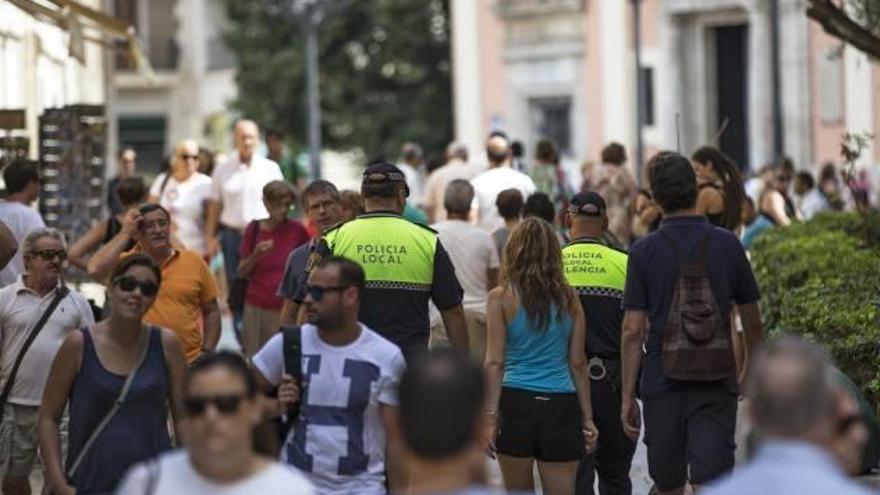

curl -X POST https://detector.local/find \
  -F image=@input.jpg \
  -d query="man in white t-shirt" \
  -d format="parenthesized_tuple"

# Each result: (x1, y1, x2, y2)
(0, 160, 45, 288)
(253, 257, 406, 495)
(0, 228, 94, 495)
(116, 352, 314, 495)
(470, 133, 536, 232)
(429, 180, 498, 362)
(422, 142, 474, 223)
(398, 142, 426, 207)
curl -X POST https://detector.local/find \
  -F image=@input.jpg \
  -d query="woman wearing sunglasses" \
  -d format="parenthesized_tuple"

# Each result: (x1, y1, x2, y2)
(38, 254, 187, 495)
(147, 139, 213, 256)
(116, 351, 314, 494)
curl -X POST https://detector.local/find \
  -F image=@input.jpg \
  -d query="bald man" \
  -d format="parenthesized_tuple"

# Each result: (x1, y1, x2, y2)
(205, 120, 282, 328)
(470, 133, 535, 232)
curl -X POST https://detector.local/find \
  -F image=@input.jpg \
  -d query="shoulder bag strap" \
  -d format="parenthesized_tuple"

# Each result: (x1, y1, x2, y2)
(0, 286, 70, 409)
(158, 172, 172, 197)
(248, 220, 260, 251)
(67, 327, 152, 478)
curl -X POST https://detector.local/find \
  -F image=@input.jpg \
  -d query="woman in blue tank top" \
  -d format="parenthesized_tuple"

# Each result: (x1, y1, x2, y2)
(484, 217, 599, 495)
(38, 254, 187, 494)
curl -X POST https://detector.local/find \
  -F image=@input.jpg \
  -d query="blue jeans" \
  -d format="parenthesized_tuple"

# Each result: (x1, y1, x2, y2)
(220, 226, 244, 339)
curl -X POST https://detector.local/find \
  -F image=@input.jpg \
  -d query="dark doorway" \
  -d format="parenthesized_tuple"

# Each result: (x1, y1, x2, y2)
(713, 25, 749, 171)
(118, 116, 167, 175)
(529, 97, 572, 156)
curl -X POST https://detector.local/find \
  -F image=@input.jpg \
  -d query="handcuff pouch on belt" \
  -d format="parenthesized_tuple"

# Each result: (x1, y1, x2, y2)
(588, 356, 623, 395)
(588, 356, 607, 381)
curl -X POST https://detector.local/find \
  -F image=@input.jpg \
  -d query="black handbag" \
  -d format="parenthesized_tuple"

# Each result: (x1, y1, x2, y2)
(227, 221, 259, 313)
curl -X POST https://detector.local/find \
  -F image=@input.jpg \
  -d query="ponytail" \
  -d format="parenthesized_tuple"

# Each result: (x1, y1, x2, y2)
(692, 146, 746, 230)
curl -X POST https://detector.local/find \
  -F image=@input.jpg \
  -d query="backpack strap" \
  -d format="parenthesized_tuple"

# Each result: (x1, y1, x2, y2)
(279, 325, 303, 441)
(143, 458, 161, 495)
(282, 325, 303, 386)
(658, 228, 712, 263)
(694, 228, 713, 265)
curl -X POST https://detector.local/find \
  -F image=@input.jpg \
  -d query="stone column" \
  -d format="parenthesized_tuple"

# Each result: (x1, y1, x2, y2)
(778, 0, 812, 169)
(450, 0, 484, 157)
(747, 1, 774, 170)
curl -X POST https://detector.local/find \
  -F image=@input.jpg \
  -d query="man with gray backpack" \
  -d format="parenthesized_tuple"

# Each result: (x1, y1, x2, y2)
(620, 152, 763, 495)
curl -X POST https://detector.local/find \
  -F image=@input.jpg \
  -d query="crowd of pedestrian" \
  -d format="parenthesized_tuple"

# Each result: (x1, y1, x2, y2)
(0, 118, 877, 495)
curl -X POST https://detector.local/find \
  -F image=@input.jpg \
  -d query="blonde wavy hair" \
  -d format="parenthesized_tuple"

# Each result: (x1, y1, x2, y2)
(500, 217, 573, 330)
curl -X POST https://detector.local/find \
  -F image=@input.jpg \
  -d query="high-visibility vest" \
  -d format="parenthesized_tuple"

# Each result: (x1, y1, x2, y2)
(322, 212, 437, 291)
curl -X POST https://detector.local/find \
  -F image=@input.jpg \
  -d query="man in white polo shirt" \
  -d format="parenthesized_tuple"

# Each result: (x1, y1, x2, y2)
(0, 228, 94, 495)
(205, 119, 282, 329)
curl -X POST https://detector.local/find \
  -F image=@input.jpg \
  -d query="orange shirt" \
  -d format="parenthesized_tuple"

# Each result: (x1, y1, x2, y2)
(125, 249, 218, 362)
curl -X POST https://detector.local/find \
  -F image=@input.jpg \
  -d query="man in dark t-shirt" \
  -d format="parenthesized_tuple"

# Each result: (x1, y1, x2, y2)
(620, 152, 763, 495)
(277, 180, 342, 325)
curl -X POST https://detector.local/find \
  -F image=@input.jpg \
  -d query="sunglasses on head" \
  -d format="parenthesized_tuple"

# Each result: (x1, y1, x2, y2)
(305, 284, 351, 302)
(30, 249, 66, 261)
(184, 394, 245, 416)
(113, 275, 159, 297)
(364, 172, 406, 183)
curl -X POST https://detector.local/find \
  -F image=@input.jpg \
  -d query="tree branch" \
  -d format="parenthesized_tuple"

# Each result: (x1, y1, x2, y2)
(806, 0, 880, 60)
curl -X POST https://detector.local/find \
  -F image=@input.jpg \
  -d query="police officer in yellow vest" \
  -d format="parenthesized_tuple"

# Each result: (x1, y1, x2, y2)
(563, 192, 637, 495)
(318, 162, 469, 359)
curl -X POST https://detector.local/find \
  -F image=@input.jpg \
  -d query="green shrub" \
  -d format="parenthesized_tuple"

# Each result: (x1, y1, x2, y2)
(752, 212, 880, 404)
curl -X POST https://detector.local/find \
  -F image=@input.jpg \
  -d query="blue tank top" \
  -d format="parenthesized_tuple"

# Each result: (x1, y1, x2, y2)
(502, 306, 576, 393)
(67, 326, 171, 494)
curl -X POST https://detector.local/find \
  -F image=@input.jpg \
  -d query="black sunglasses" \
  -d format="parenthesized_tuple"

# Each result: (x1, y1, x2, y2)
(306, 284, 351, 302)
(184, 395, 245, 416)
(114, 275, 159, 297)
(178, 154, 199, 161)
(30, 249, 67, 261)
(836, 413, 866, 434)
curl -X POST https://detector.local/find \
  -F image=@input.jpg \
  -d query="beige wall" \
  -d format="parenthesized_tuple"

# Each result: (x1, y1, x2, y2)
(479, 0, 506, 138)
(582, 0, 604, 161)
(807, 20, 847, 167)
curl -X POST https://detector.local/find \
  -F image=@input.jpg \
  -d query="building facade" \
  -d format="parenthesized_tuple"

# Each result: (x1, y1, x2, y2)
(451, 0, 879, 179)
(107, 0, 238, 174)
(0, 0, 106, 162)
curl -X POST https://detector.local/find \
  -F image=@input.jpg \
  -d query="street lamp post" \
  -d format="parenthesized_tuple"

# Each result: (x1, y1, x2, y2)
(769, 0, 785, 163)
(293, 0, 326, 180)
(632, 0, 644, 186)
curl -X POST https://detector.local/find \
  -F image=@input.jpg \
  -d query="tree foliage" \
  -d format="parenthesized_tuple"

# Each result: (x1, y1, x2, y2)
(222, 0, 453, 158)
(807, 0, 880, 59)
(751, 212, 880, 405)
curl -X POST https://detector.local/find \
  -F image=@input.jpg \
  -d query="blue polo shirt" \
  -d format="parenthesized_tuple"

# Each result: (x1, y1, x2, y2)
(622, 216, 760, 398)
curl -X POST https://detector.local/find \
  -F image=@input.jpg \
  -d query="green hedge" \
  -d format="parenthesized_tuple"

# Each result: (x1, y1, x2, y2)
(751, 211, 880, 404)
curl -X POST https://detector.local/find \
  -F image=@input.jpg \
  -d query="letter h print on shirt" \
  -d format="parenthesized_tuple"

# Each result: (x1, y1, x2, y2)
(288, 354, 381, 475)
